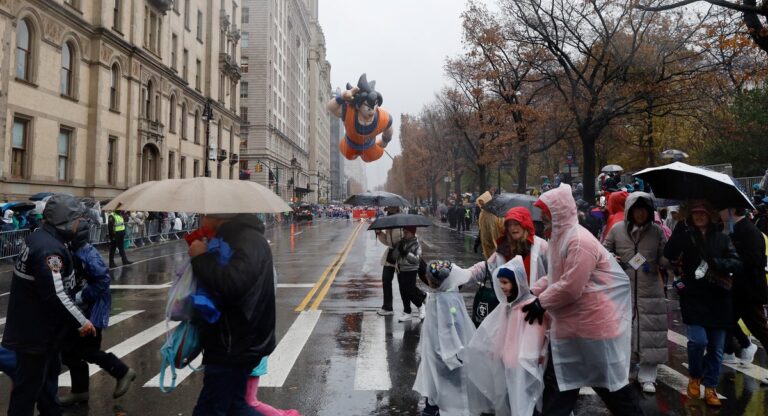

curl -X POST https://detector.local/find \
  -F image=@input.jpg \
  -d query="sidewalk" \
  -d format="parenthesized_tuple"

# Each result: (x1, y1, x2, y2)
(430, 217, 480, 239)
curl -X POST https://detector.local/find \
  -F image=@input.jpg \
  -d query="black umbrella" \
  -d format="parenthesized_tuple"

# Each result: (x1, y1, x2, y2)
(481, 193, 542, 221)
(368, 214, 431, 231)
(634, 162, 754, 209)
(29, 192, 54, 201)
(344, 191, 410, 207)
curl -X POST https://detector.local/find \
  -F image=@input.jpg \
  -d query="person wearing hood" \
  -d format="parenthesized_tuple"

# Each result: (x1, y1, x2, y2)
(413, 261, 478, 416)
(524, 184, 641, 416)
(603, 192, 669, 394)
(475, 191, 504, 259)
(188, 213, 276, 416)
(602, 191, 629, 241)
(465, 257, 549, 416)
(664, 200, 742, 407)
(3, 194, 96, 416)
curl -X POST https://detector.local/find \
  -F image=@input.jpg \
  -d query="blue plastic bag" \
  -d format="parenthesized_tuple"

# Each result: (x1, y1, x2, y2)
(159, 321, 203, 393)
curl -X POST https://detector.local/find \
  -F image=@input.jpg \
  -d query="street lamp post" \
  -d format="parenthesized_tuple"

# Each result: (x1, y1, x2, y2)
(202, 99, 214, 178)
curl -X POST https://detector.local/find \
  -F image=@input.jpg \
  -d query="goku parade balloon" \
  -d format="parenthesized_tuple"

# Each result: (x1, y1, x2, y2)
(327, 74, 394, 163)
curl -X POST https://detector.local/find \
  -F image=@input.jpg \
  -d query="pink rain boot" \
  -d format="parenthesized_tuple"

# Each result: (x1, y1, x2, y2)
(246, 377, 302, 416)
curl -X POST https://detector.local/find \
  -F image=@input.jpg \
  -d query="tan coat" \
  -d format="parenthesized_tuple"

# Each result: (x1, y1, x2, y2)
(476, 192, 504, 259)
(603, 192, 669, 366)
(377, 228, 404, 267)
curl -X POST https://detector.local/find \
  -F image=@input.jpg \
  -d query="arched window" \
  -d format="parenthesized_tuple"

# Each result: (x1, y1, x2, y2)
(16, 20, 32, 81)
(145, 81, 153, 119)
(181, 102, 188, 139)
(194, 110, 200, 144)
(169, 95, 177, 133)
(60, 42, 74, 96)
(109, 63, 120, 110)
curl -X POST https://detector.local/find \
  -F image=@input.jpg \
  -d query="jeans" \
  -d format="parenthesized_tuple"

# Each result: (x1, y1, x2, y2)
(192, 363, 263, 416)
(8, 351, 61, 416)
(686, 325, 726, 387)
(381, 265, 396, 311)
(61, 328, 128, 393)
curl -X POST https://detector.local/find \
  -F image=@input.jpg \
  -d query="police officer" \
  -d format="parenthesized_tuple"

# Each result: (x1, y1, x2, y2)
(108, 210, 131, 268)
(3, 194, 96, 416)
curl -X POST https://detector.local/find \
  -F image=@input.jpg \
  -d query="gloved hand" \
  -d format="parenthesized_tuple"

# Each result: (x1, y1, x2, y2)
(522, 298, 546, 325)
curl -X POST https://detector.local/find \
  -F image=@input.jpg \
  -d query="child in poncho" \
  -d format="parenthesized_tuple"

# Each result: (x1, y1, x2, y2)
(413, 261, 479, 416)
(465, 256, 549, 416)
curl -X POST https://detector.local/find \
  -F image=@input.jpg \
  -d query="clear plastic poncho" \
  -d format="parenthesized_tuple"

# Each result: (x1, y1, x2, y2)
(466, 256, 549, 416)
(413, 266, 480, 416)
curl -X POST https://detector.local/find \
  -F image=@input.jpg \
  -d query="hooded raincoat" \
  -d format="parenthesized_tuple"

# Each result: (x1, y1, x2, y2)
(466, 256, 549, 416)
(603, 192, 669, 367)
(602, 191, 629, 241)
(413, 266, 479, 416)
(531, 184, 632, 392)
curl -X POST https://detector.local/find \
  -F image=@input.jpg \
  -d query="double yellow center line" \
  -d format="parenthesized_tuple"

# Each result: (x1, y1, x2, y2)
(295, 221, 364, 311)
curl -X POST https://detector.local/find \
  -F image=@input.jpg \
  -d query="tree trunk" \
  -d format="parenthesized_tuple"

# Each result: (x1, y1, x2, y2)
(516, 143, 529, 193)
(582, 134, 598, 205)
(645, 110, 655, 167)
(478, 164, 488, 194)
(430, 181, 438, 214)
(454, 170, 463, 196)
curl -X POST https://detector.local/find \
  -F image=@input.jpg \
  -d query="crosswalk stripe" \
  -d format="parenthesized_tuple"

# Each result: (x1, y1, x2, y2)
(260, 310, 322, 387)
(661, 364, 726, 399)
(59, 320, 178, 387)
(111, 284, 171, 289)
(354, 312, 392, 390)
(669, 329, 768, 385)
(108, 310, 144, 326)
(142, 355, 203, 388)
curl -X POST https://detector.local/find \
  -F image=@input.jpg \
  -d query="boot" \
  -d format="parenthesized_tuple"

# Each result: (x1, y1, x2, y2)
(113, 368, 136, 398)
(59, 392, 89, 406)
(705, 387, 722, 406)
(687, 377, 701, 399)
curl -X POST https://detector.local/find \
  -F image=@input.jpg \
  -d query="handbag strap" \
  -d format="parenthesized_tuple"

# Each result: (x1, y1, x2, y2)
(483, 261, 492, 285)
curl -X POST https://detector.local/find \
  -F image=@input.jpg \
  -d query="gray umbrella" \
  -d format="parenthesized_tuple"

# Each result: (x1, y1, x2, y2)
(344, 191, 410, 207)
(368, 213, 431, 231)
(660, 149, 689, 160)
(481, 193, 542, 221)
(601, 164, 624, 173)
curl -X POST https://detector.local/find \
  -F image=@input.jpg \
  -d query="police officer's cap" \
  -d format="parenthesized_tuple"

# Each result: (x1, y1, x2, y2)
(43, 194, 84, 231)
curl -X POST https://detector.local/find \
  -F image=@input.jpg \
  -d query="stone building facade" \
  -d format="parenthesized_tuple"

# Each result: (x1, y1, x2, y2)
(0, 0, 242, 200)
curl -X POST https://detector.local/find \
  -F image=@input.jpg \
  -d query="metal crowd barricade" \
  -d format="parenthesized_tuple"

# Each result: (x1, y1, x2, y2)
(0, 229, 31, 260)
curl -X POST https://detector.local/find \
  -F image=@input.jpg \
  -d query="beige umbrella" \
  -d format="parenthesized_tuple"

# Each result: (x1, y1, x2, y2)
(103, 177, 291, 214)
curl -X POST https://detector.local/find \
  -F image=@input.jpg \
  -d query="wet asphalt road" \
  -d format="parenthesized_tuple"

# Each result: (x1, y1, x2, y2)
(0, 218, 766, 415)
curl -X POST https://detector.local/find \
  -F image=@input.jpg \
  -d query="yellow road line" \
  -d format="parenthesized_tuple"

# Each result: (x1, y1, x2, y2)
(294, 221, 363, 312)
(310, 222, 363, 310)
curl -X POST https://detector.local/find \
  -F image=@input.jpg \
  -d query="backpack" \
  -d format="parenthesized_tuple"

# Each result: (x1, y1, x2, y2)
(159, 320, 203, 393)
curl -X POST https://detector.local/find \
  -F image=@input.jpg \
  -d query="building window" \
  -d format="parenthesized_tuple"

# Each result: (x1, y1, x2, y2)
(195, 59, 201, 90)
(58, 128, 71, 181)
(145, 81, 153, 119)
(107, 136, 116, 185)
(168, 151, 175, 178)
(219, 74, 225, 102)
(240, 82, 248, 99)
(241, 56, 248, 73)
(11, 117, 29, 178)
(60, 42, 74, 97)
(113, 0, 122, 30)
(110, 64, 120, 110)
(193, 159, 200, 177)
(181, 103, 188, 139)
(180, 156, 187, 178)
(184, 0, 190, 29)
(16, 19, 33, 81)
(217, 163, 222, 179)
(242, 7, 249, 23)
(171, 34, 178, 70)
(182, 49, 188, 81)
(231, 81, 237, 109)
(241, 32, 248, 47)
(197, 10, 203, 41)
(194, 110, 200, 144)
(64, 0, 79, 9)
(240, 106, 247, 121)
(169, 95, 176, 133)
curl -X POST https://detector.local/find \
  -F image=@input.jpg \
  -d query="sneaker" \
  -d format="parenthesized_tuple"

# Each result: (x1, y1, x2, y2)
(687, 377, 701, 399)
(376, 308, 394, 316)
(722, 352, 739, 364)
(418, 305, 426, 320)
(59, 392, 89, 407)
(740, 343, 758, 364)
(705, 387, 722, 407)
(397, 312, 413, 322)
(113, 368, 136, 398)
(642, 382, 656, 394)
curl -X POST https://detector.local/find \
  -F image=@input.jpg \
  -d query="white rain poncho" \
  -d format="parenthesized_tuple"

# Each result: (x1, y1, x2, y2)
(413, 266, 479, 416)
(466, 256, 549, 416)
(532, 184, 632, 392)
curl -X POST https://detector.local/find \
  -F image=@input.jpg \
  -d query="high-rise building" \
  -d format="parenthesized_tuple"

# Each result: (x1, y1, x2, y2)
(329, 113, 345, 202)
(307, 11, 332, 204)
(0, 0, 242, 199)
(344, 157, 367, 196)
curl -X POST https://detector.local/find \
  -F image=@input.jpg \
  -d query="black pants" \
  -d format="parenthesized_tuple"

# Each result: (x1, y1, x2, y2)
(464, 217, 472, 230)
(456, 217, 465, 232)
(725, 301, 768, 354)
(381, 265, 396, 311)
(538, 348, 644, 416)
(397, 270, 426, 314)
(61, 328, 128, 393)
(8, 351, 61, 416)
(109, 231, 129, 265)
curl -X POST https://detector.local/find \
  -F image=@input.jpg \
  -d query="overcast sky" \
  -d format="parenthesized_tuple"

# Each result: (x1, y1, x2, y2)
(319, 0, 469, 189)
